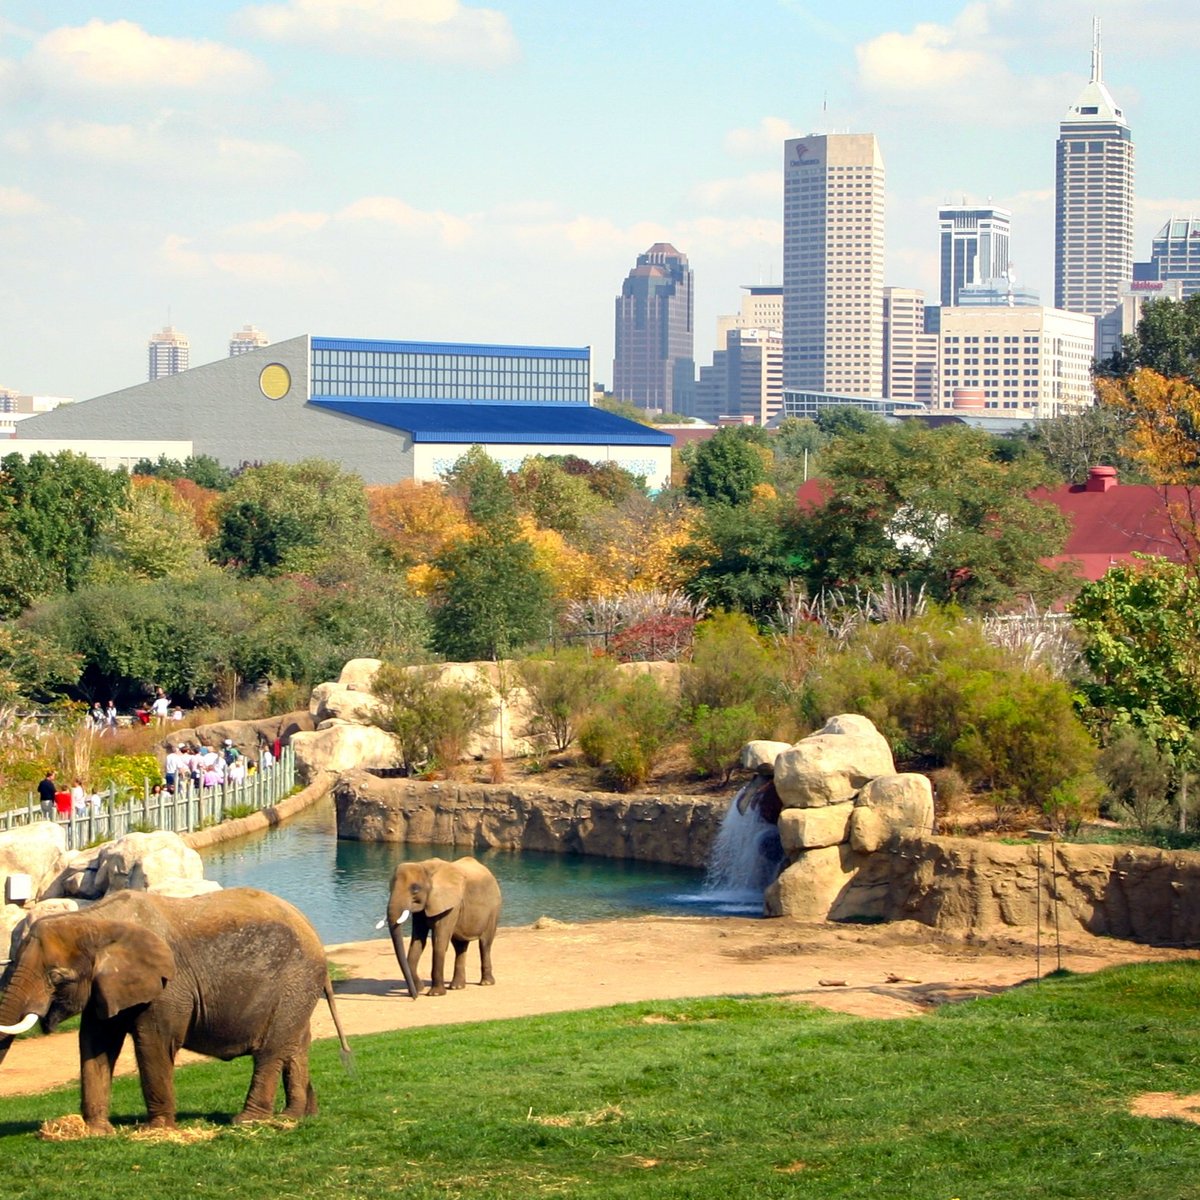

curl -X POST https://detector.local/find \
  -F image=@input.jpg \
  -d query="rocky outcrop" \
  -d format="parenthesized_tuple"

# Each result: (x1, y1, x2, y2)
(160, 710, 315, 762)
(291, 724, 403, 782)
(334, 771, 723, 868)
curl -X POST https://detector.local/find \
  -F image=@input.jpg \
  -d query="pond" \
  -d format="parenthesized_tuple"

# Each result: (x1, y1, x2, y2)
(200, 797, 764, 946)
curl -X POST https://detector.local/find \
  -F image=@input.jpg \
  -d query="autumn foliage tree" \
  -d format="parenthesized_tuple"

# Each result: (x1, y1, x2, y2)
(1096, 368, 1200, 572)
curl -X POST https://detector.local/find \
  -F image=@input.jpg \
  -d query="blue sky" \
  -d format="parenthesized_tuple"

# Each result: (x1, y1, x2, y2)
(2, 0, 1199, 401)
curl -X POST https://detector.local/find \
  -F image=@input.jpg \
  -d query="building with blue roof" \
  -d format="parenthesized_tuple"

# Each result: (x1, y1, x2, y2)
(12, 334, 674, 488)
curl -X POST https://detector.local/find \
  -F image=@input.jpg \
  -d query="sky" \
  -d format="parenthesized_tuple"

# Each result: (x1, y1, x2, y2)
(2, 0, 1200, 401)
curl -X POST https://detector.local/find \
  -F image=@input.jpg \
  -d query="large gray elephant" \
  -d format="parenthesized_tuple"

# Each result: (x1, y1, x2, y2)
(0, 888, 351, 1135)
(385, 857, 501, 997)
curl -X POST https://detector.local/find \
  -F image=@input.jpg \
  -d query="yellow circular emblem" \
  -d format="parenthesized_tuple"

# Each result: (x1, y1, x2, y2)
(259, 363, 291, 400)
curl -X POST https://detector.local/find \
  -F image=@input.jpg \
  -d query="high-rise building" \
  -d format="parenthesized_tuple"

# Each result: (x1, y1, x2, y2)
(938, 305, 1096, 418)
(229, 324, 270, 356)
(612, 243, 694, 414)
(148, 326, 190, 380)
(883, 287, 938, 407)
(783, 133, 885, 398)
(1142, 217, 1200, 298)
(938, 206, 1011, 306)
(1054, 20, 1134, 319)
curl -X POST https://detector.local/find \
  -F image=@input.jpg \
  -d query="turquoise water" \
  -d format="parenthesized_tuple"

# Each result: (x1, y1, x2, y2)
(199, 797, 757, 946)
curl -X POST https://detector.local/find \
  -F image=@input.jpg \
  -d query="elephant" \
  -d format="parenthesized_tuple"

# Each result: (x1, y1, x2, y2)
(0, 887, 351, 1135)
(385, 857, 501, 998)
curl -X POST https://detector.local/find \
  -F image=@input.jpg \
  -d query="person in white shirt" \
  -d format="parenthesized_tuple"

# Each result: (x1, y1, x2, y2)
(164, 744, 187, 792)
(150, 688, 171, 726)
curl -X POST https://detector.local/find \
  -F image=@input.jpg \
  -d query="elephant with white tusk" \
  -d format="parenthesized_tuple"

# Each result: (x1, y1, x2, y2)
(385, 857, 501, 998)
(0, 887, 351, 1135)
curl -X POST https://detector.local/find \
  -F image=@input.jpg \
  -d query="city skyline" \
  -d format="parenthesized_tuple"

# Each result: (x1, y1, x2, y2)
(2, 1, 1199, 401)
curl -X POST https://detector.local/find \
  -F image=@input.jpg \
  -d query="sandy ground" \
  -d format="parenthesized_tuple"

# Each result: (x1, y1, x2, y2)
(2, 914, 1197, 1102)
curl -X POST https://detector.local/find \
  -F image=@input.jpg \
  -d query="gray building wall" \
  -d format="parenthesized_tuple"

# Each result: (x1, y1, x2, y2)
(15, 335, 417, 484)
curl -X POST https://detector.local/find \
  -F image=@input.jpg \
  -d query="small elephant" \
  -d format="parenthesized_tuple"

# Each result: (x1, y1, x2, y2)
(0, 888, 350, 1135)
(385, 857, 501, 997)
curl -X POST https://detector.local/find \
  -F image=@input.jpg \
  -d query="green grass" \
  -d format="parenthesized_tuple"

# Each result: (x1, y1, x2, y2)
(5, 963, 1200, 1198)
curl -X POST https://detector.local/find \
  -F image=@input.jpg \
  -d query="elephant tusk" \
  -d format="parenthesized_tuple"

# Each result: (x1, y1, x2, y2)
(375, 918, 387, 930)
(376, 909, 410, 930)
(0, 1012, 38, 1036)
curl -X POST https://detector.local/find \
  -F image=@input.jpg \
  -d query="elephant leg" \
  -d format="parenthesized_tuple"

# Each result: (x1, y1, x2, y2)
(79, 1020, 126, 1135)
(281, 1028, 315, 1120)
(235, 1054, 284, 1123)
(478, 928, 497, 986)
(130, 1026, 179, 1129)
(427, 920, 452, 996)
(406, 927, 428, 996)
(449, 934, 470, 989)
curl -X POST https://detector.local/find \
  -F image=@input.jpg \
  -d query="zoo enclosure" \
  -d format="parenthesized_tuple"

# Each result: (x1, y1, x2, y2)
(0, 746, 297, 846)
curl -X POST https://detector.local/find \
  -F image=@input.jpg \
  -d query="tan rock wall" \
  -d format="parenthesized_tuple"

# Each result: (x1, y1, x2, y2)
(333, 772, 724, 868)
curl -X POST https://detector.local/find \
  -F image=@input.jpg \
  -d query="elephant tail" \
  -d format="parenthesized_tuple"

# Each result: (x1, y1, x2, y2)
(324, 976, 356, 1077)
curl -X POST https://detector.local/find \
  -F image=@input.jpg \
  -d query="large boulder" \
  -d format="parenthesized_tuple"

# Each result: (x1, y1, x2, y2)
(764, 845, 860, 920)
(0, 821, 69, 906)
(338, 658, 382, 689)
(310, 683, 386, 726)
(291, 724, 403, 781)
(777, 802, 855, 853)
(772, 715, 896, 809)
(93, 832, 205, 894)
(741, 741, 792, 776)
(849, 774, 936, 853)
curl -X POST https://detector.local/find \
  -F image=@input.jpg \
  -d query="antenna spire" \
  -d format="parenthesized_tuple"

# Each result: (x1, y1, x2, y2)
(1091, 15, 1102, 83)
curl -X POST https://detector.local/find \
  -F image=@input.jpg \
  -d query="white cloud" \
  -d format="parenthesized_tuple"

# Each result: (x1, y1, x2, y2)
(691, 171, 780, 211)
(161, 233, 324, 285)
(236, 0, 518, 66)
(0, 185, 45, 215)
(28, 117, 302, 182)
(26, 19, 262, 91)
(337, 195, 473, 246)
(723, 117, 797, 158)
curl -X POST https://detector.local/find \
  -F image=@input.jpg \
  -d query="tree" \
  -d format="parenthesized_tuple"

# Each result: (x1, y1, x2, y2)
(210, 460, 376, 578)
(517, 650, 616, 752)
(132, 453, 235, 491)
(1023, 402, 1138, 485)
(684, 428, 770, 507)
(797, 421, 1071, 609)
(511, 456, 604, 540)
(366, 480, 470, 568)
(0, 452, 130, 617)
(1095, 369, 1200, 571)
(1105, 294, 1200, 383)
(441, 446, 518, 528)
(88, 477, 207, 582)
(430, 532, 556, 661)
(677, 495, 809, 621)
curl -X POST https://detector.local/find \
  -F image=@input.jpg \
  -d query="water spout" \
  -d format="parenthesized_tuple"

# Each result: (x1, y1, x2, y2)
(703, 777, 785, 911)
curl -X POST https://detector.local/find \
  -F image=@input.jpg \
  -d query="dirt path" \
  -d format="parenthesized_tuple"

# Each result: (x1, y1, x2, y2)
(2, 916, 1195, 1099)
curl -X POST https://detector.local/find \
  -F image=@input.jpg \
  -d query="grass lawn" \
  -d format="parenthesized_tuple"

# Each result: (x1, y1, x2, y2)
(3, 962, 1200, 1198)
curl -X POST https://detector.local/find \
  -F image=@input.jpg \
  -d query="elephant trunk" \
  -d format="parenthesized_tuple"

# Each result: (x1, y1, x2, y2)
(0, 959, 46, 1035)
(389, 923, 420, 1000)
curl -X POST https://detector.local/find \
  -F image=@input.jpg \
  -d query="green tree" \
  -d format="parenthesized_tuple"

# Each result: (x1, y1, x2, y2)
(88, 477, 208, 582)
(684, 428, 770, 507)
(1070, 557, 1200, 821)
(210, 460, 375, 578)
(441, 447, 518, 528)
(511, 456, 604, 541)
(1022, 402, 1139, 485)
(798, 421, 1070, 608)
(677, 497, 809, 621)
(0, 452, 130, 617)
(681, 611, 780, 714)
(517, 649, 616, 752)
(132, 453, 235, 491)
(1105, 294, 1200, 383)
(431, 533, 556, 661)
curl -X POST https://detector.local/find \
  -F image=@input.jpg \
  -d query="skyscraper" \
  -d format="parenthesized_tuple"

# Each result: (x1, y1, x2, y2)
(612, 243, 694, 414)
(1144, 217, 1200, 298)
(1054, 20, 1134, 318)
(229, 324, 270, 356)
(783, 133, 885, 397)
(938, 206, 1011, 306)
(148, 326, 190, 380)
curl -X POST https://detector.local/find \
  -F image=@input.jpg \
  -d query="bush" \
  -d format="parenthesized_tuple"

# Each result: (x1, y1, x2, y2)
(370, 662, 492, 776)
(518, 650, 616, 752)
(94, 753, 162, 793)
(576, 674, 680, 792)
(1098, 725, 1174, 831)
(681, 611, 781, 714)
(577, 712, 620, 769)
(688, 704, 759, 783)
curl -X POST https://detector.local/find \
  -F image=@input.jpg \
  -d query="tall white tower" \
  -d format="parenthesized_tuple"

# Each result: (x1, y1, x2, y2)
(148, 326, 190, 380)
(1054, 18, 1134, 317)
(783, 133, 885, 397)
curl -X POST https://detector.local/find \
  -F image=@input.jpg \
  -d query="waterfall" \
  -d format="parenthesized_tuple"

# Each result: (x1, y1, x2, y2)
(702, 777, 784, 910)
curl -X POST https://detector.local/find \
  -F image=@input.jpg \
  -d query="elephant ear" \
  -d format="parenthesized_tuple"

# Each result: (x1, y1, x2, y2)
(425, 866, 466, 918)
(91, 923, 176, 1019)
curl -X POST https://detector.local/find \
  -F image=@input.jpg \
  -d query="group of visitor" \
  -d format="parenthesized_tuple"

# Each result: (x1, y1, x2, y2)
(162, 737, 277, 794)
(36, 768, 105, 848)
(87, 689, 185, 733)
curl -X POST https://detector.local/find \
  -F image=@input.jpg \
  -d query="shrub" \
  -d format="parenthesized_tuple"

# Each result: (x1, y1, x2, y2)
(518, 650, 616, 752)
(1098, 725, 1174, 832)
(605, 735, 649, 791)
(689, 704, 759, 783)
(577, 674, 680, 791)
(681, 611, 781, 714)
(578, 712, 620, 769)
(370, 662, 492, 776)
(94, 753, 162, 793)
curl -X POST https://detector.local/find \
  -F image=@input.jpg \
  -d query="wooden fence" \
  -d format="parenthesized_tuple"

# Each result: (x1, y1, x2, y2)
(0, 746, 296, 848)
